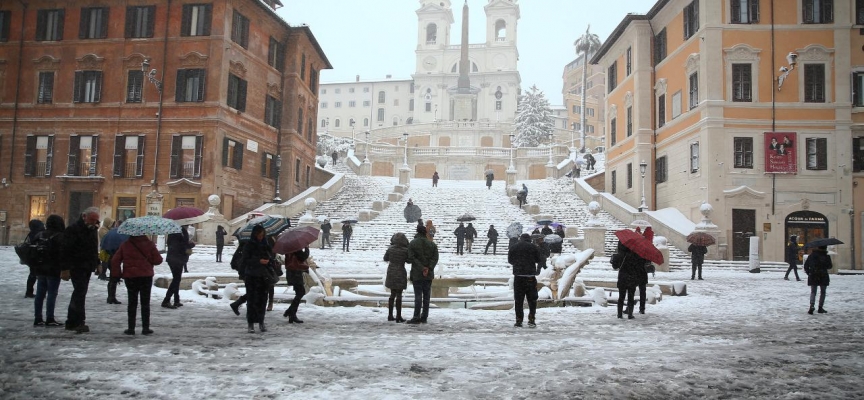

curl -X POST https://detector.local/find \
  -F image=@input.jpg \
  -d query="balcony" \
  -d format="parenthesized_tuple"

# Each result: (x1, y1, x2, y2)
(125, 162, 138, 178)
(35, 161, 47, 177)
(182, 162, 196, 179)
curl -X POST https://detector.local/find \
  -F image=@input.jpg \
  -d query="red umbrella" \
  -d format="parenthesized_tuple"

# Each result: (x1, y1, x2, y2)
(614, 229, 664, 265)
(272, 226, 320, 255)
(163, 207, 209, 225)
(686, 231, 716, 246)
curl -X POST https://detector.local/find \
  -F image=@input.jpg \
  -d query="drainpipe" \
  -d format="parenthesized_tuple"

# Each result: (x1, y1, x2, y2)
(152, 0, 172, 193)
(8, 0, 27, 185)
(648, 20, 658, 211)
(273, 33, 287, 203)
(770, 0, 776, 216)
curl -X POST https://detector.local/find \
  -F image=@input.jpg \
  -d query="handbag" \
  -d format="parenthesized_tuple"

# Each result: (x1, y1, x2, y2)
(14, 237, 34, 265)
(264, 263, 281, 286)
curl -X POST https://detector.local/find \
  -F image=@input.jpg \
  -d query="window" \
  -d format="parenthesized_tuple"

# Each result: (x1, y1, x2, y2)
(588, 125, 595, 133)
(363, 118, 369, 127)
(689, 73, 699, 109)
(305, 165, 311, 187)
(858, 0, 864, 25)
(854, 72, 864, 107)
(349, 88, 355, 93)
(307, 118, 313, 142)
(803, 0, 833, 24)
(626, 107, 633, 137)
(226, 74, 247, 111)
(607, 61, 617, 93)
(79, 7, 108, 39)
(36, 9, 64, 41)
(24, 135, 54, 177)
(169, 135, 203, 178)
(732, 64, 752, 102)
(654, 28, 667, 66)
(0, 11, 10, 42)
(588, 108, 595, 117)
(377, 108, 385, 122)
(690, 142, 700, 173)
(66, 135, 99, 176)
(626, 163, 633, 189)
(363, 87, 369, 93)
(261, 153, 276, 178)
(806, 137, 827, 170)
(264, 96, 281, 128)
(853, 137, 864, 172)
(409, 99, 414, 111)
(335, 88, 341, 94)
(182, 4, 211, 36)
(626, 47, 632, 76)
(363, 100, 370, 107)
(572, 105, 579, 114)
(334, 119, 340, 128)
(610, 118, 617, 146)
(378, 91, 386, 104)
(126, 70, 143, 103)
(297, 108, 304, 134)
(73, 71, 102, 103)
(672, 91, 682, 118)
(425, 102, 431, 112)
(222, 138, 243, 170)
(301, 54, 306, 80)
(125, 6, 155, 38)
(394, 99, 399, 106)
(231, 11, 249, 48)
(734, 137, 754, 168)
(321, 102, 327, 108)
(310, 68, 317, 92)
(268, 37, 285, 70)
(294, 158, 301, 183)
(804, 64, 826, 103)
(113, 135, 145, 178)
(657, 94, 666, 128)
(37, 72, 54, 104)
(335, 101, 341, 108)
(683, 1, 699, 40)
(732, 0, 760, 23)
(496, 101, 502, 110)
(611, 171, 617, 194)
(175, 69, 206, 102)
(655, 156, 668, 183)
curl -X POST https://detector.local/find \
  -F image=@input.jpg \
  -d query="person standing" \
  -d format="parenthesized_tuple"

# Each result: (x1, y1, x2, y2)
(215, 225, 227, 262)
(454, 222, 466, 255)
(785, 235, 801, 281)
(517, 184, 528, 208)
(804, 246, 832, 314)
(24, 219, 46, 298)
(384, 232, 410, 323)
(241, 225, 274, 332)
(485, 172, 494, 190)
(283, 247, 310, 324)
(320, 219, 332, 249)
(32, 215, 64, 327)
(100, 225, 127, 305)
(610, 242, 644, 319)
(162, 225, 194, 309)
(111, 234, 163, 335)
(432, 171, 439, 187)
(688, 243, 707, 280)
(60, 207, 101, 333)
(635, 227, 655, 315)
(331, 150, 338, 165)
(585, 153, 596, 171)
(465, 223, 477, 253)
(96, 217, 114, 280)
(406, 226, 439, 324)
(484, 225, 498, 255)
(508, 233, 546, 328)
(342, 223, 353, 252)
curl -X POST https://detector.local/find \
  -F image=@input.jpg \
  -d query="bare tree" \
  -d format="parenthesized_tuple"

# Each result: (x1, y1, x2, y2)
(573, 25, 601, 153)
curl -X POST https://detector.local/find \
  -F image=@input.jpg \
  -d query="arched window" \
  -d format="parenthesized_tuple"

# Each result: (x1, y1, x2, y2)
(334, 118, 340, 128)
(426, 23, 437, 44)
(378, 91, 385, 104)
(377, 108, 385, 122)
(320, 119, 326, 128)
(495, 20, 507, 41)
(393, 117, 399, 126)
(363, 118, 369, 127)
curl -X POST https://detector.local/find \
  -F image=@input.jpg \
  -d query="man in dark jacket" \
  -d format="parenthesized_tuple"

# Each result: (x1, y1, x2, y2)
(465, 223, 477, 253)
(320, 219, 332, 249)
(804, 246, 832, 314)
(61, 207, 101, 333)
(162, 226, 193, 309)
(484, 225, 498, 255)
(406, 226, 439, 324)
(454, 222, 466, 255)
(688, 244, 707, 280)
(508, 233, 546, 328)
(784, 235, 801, 281)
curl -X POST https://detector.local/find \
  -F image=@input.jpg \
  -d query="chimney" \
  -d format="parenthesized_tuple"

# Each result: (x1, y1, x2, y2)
(356, 75, 360, 82)
(386, 74, 392, 79)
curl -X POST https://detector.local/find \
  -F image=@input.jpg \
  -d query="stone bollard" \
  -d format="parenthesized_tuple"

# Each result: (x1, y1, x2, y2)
(524, 204, 540, 214)
(372, 200, 389, 212)
(388, 192, 404, 202)
(582, 226, 607, 257)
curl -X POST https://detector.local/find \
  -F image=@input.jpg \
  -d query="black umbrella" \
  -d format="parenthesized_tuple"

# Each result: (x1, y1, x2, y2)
(341, 219, 358, 224)
(804, 237, 843, 249)
(457, 213, 476, 222)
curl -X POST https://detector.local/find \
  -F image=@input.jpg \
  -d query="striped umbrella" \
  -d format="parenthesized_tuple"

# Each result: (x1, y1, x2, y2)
(117, 216, 182, 236)
(232, 215, 291, 242)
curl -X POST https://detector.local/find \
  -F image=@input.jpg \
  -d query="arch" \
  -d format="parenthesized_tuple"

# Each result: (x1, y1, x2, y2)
(392, 116, 399, 126)
(320, 119, 327, 128)
(450, 61, 480, 73)
(480, 136, 494, 147)
(438, 136, 451, 146)
(426, 23, 437, 44)
(494, 20, 507, 41)
(378, 91, 386, 103)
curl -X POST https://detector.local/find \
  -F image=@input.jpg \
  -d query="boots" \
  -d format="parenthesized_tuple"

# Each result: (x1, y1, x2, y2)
(161, 300, 176, 309)
(527, 315, 536, 328)
(514, 319, 523, 328)
(808, 306, 815, 315)
(388, 297, 396, 321)
(259, 322, 267, 332)
(818, 308, 827, 314)
(247, 323, 255, 333)
(230, 300, 241, 316)
(395, 297, 405, 323)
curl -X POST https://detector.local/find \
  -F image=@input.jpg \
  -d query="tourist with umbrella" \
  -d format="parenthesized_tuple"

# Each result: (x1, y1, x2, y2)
(273, 226, 320, 324)
(454, 222, 466, 255)
(404, 199, 422, 223)
(110, 228, 163, 335)
(240, 225, 275, 332)
(228, 215, 290, 316)
(100, 226, 130, 305)
(686, 231, 714, 280)
(612, 229, 663, 319)
(485, 169, 494, 190)
(161, 225, 194, 309)
(506, 221, 523, 250)
(803, 238, 841, 314)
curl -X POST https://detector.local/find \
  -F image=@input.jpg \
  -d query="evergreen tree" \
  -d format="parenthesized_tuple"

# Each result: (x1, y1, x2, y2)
(317, 133, 354, 157)
(513, 85, 554, 147)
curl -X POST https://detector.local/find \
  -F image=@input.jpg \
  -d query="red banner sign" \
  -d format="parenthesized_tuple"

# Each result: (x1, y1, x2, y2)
(764, 132, 797, 174)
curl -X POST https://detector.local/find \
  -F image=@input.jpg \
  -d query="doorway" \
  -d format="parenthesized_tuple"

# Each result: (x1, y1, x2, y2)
(785, 211, 828, 264)
(68, 191, 94, 226)
(732, 209, 756, 261)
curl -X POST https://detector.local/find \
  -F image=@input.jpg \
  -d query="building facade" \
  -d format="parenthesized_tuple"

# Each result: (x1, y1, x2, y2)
(592, 0, 862, 267)
(0, 0, 330, 243)
(562, 53, 606, 151)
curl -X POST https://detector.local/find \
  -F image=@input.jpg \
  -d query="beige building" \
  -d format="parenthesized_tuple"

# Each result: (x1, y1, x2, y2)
(562, 53, 606, 151)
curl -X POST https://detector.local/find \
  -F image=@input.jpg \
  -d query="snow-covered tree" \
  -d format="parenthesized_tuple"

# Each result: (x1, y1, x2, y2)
(317, 133, 354, 157)
(513, 85, 555, 147)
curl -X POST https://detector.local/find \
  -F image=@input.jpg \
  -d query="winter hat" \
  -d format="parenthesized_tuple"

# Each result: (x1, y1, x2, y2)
(520, 233, 531, 241)
(417, 226, 427, 235)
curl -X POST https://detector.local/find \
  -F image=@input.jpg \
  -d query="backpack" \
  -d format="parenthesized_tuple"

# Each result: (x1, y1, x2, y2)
(17, 232, 57, 266)
(14, 236, 34, 265)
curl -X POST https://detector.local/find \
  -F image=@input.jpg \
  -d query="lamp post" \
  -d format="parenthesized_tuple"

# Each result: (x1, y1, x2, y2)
(402, 132, 409, 167)
(639, 160, 648, 212)
(508, 133, 515, 171)
(434, 104, 438, 122)
(364, 131, 370, 164)
(142, 58, 164, 216)
(349, 118, 355, 141)
(273, 155, 282, 202)
(324, 117, 330, 136)
(547, 132, 554, 166)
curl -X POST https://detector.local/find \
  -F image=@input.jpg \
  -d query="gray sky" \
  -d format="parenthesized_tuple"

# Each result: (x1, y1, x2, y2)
(278, 0, 657, 105)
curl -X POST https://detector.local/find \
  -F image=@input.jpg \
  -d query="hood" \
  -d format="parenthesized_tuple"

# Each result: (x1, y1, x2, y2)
(102, 217, 114, 229)
(45, 215, 65, 232)
(390, 232, 409, 247)
(29, 219, 45, 232)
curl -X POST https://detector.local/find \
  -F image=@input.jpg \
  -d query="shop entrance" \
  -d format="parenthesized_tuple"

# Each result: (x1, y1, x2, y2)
(785, 211, 828, 264)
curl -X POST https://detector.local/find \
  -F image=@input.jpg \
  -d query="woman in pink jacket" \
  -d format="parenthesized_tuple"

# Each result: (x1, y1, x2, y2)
(111, 235, 163, 335)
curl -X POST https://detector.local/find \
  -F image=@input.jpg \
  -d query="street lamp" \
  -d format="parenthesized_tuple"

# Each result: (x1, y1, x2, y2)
(434, 104, 438, 122)
(402, 132, 409, 167)
(273, 155, 282, 202)
(639, 160, 648, 212)
(547, 132, 554, 166)
(363, 131, 370, 164)
(508, 133, 515, 171)
(349, 118, 355, 142)
(324, 117, 330, 136)
(142, 58, 165, 216)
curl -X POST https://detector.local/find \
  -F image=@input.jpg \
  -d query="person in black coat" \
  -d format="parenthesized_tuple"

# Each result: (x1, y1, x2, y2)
(465, 223, 478, 253)
(540, 225, 553, 235)
(485, 172, 494, 189)
(320, 219, 332, 249)
(784, 235, 801, 281)
(283, 246, 310, 323)
(610, 241, 645, 319)
(484, 225, 498, 255)
(432, 171, 439, 187)
(162, 226, 194, 309)
(241, 225, 276, 332)
(804, 246, 832, 314)
(24, 219, 45, 298)
(60, 207, 101, 333)
(508, 233, 546, 327)
(32, 215, 65, 326)
(215, 225, 227, 262)
(454, 222, 466, 255)
(688, 244, 707, 280)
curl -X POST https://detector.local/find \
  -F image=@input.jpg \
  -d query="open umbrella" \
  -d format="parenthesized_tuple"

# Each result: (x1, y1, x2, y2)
(506, 222, 523, 239)
(118, 216, 182, 236)
(404, 204, 422, 223)
(536, 219, 553, 226)
(531, 222, 565, 231)
(100, 228, 130, 253)
(686, 231, 716, 246)
(163, 207, 209, 225)
(457, 213, 476, 222)
(544, 234, 563, 244)
(485, 169, 494, 176)
(614, 229, 664, 265)
(233, 215, 291, 242)
(804, 237, 843, 249)
(273, 226, 321, 254)
(630, 219, 652, 228)
(341, 219, 358, 224)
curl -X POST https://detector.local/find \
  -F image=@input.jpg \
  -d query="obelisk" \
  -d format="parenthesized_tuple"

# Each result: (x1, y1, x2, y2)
(451, 0, 478, 121)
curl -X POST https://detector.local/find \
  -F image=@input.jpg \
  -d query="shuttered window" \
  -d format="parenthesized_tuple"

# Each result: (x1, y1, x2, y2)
(803, 0, 833, 24)
(125, 6, 155, 38)
(113, 135, 145, 178)
(36, 9, 64, 41)
(181, 4, 211, 37)
(175, 69, 206, 102)
(610, 118, 617, 146)
(222, 138, 243, 170)
(226, 74, 247, 112)
(653, 28, 666, 66)
(265, 96, 282, 128)
(231, 10, 250, 49)
(73, 71, 102, 103)
(732, 64, 753, 102)
(683, 1, 699, 39)
(732, 0, 760, 23)
(127, 70, 143, 103)
(655, 157, 668, 183)
(689, 73, 699, 109)
(79, 7, 108, 39)
(268, 37, 285, 70)
(804, 64, 826, 103)
(607, 62, 617, 93)
(37, 72, 54, 104)
(806, 138, 827, 170)
(734, 137, 754, 169)
(0, 11, 11, 42)
(657, 94, 666, 128)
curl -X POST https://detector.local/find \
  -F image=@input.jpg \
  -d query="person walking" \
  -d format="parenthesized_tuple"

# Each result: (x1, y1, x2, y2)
(585, 152, 596, 171)
(454, 222, 466, 255)
(215, 225, 227, 262)
(111, 233, 163, 335)
(508, 233, 546, 328)
(484, 225, 498, 255)
(342, 223, 353, 252)
(432, 171, 439, 187)
(804, 246, 832, 314)
(229, 242, 248, 316)
(24, 219, 45, 298)
(32, 215, 64, 327)
(331, 150, 338, 165)
(688, 243, 707, 280)
(465, 223, 477, 253)
(406, 226, 439, 324)
(485, 171, 494, 190)
(517, 184, 528, 208)
(100, 225, 127, 305)
(96, 217, 114, 281)
(785, 235, 801, 281)
(162, 225, 194, 309)
(60, 207, 101, 333)
(610, 241, 644, 319)
(425, 220, 436, 242)
(283, 246, 310, 324)
(384, 232, 410, 323)
(320, 219, 332, 249)
(241, 225, 274, 332)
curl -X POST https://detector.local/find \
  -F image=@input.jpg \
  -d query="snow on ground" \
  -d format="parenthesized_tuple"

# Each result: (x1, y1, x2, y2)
(2, 244, 864, 399)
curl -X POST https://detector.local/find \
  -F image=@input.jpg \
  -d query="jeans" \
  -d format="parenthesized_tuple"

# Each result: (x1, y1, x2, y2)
(343, 235, 351, 251)
(124, 277, 152, 330)
(321, 233, 331, 248)
(34, 275, 61, 322)
(66, 268, 91, 327)
(691, 262, 703, 279)
(465, 239, 473, 253)
(245, 276, 269, 324)
(412, 280, 432, 320)
(164, 261, 184, 304)
(637, 284, 647, 313)
(785, 262, 800, 280)
(513, 276, 538, 322)
(456, 240, 464, 255)
(810, 285, 827, 309)
(484, 240, 497, 255)
(26, 273, 36, 296)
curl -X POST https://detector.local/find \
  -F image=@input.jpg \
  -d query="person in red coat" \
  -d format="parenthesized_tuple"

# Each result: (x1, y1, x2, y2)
(111, 235, 163, 335)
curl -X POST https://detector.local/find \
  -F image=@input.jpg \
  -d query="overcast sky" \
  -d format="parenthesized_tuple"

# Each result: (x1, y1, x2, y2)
(278, 0, 657, 105)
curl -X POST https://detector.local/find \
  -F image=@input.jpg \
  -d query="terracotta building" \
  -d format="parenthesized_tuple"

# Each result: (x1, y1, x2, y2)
(562, 52, 606, 151)
(0, 0, 330, 243)
(592, 0, 863, 267)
